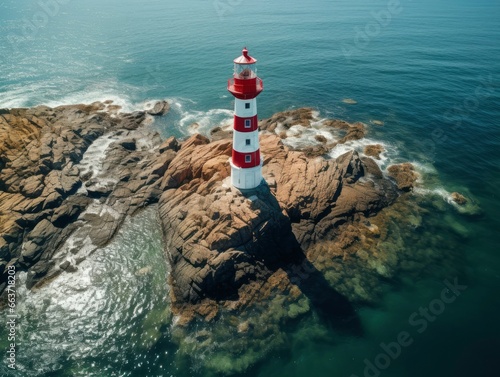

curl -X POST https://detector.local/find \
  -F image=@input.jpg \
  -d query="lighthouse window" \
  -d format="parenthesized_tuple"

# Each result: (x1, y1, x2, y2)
(245, 102, 251, 109)
(245, 155, 252, 163)
(244, 119, 251, 128)
(245, 139, 251, 145)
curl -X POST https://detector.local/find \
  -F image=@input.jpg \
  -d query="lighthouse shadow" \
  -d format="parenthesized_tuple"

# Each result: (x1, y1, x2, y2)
(240, 183, 363, 336)
(284, 255, 363, 337)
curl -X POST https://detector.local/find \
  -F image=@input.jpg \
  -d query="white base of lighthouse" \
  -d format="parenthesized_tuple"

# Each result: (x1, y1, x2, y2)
(230, 160, 263, 190)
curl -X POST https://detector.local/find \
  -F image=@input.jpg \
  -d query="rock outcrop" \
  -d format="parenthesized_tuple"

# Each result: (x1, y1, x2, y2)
(157, 109, 401, 321)
(1, 104, 409, 324)
(387, 162, 419, 191)
(0, 101, 172, 292)
(364, 144, 384, 160)
(146, 100, 170, 116)
(451, 192, 467, 205)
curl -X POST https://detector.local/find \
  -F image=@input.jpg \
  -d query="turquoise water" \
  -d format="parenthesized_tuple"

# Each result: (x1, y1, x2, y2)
(1, 0, 500, 376)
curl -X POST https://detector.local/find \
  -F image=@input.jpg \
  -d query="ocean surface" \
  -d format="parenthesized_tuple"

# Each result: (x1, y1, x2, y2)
(1, 0, 499, 376)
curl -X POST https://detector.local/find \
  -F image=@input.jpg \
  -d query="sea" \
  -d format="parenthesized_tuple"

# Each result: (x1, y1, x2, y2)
(0, 0, 499, 376)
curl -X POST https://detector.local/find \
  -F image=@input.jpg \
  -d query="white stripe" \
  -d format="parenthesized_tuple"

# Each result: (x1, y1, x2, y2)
(230, 162, 263, 189)
(234, 98, 257, 118)
(233, 129, 259, 153)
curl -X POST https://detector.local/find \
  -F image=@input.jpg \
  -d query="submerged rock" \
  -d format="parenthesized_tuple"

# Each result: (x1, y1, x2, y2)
(451, 191, 467, 205)
(342, 98, 357, 104)
(135, 266, 153, 276)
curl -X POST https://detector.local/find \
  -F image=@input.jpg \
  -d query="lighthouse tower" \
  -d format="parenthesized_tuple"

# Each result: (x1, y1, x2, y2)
(227, 47, 264, 190)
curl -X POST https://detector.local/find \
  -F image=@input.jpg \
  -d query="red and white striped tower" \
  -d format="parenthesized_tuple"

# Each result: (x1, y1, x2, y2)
(227, 47, 264, 189)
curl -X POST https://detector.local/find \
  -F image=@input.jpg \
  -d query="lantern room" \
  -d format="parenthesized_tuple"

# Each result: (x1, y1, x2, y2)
(228, 47, 263, 100)
(233, 47, 257, 78)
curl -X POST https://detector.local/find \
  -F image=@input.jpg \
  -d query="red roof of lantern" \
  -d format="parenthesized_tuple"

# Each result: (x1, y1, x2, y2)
(233, 47, 257, 65)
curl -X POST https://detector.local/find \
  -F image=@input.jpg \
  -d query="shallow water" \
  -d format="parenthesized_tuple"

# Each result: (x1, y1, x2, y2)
(0, 208, 174, 376)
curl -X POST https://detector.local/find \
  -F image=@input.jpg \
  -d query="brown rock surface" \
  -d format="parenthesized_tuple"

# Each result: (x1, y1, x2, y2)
(259, 107, 316, 132)
(0, 102, 177, 294)
(364, 144, 384, 160)
(1, 104, 411, 322)
(387, 162, 419, 191)
(147, 100, 170, 116)
(159, 126, 400, 322)
(451, 192, 467, 205)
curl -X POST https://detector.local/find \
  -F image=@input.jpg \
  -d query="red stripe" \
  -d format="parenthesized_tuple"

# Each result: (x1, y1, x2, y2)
(233, 115, 258, 132)
(232, 149, 261, 168)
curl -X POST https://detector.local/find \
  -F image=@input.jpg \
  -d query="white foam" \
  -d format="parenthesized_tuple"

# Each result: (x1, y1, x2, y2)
(329, 142, 358, 159)
(413, 186, 451, 201)
(0, 82, 49, 108)
(410, 160, 439, 175)
(413, 185, 478, 213)
(179, 108, 233, 135)
(0, 77, 179, 115)
(77, 133, 122, 183)
(329, 137, 401, 170)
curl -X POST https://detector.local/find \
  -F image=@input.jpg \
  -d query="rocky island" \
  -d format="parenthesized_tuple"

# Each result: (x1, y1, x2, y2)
(0, 103, 421, 312)
(1, 101, 476, 373)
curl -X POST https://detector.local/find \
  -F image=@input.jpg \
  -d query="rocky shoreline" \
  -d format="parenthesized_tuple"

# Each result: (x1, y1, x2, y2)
(0, 102, 420, 318)
(0, 101, 171, 293)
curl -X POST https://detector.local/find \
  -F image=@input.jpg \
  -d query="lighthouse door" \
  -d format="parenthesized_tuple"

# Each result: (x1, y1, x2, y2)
(245, 173, 254, 189)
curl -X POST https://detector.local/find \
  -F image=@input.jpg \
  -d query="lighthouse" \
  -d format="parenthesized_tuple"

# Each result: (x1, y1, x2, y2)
(227, 47, 264, 190)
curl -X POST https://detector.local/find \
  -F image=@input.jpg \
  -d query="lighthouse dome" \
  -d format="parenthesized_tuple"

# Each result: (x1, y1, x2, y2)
(233, 47, 257, 64)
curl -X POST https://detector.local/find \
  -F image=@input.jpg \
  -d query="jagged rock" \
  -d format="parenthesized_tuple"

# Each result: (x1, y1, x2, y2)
(59, 260, 78, 272)
(18, 218, 60, 267)
(301, 145, 328, 157)
(121, 111, 146, 130)
(12, 195, 45, 214)
(20, 241, 44, 264)
(315, 134, 327, 143)
(20, 174, 44, 198)
(451, 192, 467, 205)
(336, 122, 366, 143)
(159, 131, 400, 320)
(159, 136, 179, 153)
(51, 196, 89, 228)
(86, 180, 115, 198)
(160, 181, 299, 304)
(321, 118, 366, 143)
(15, 210, 52, 228)
(42, 191, 63, 210)
(387, 163, 418, 191)
(360, 157, 384, 179)
(150, 150, 176, 176)
(43, 168, 81, 198)
(364, 144, 384, 160)
(84, 210, 122, 247)
(201, 155, 230, 181)
(120, 138, 137, 151)
(26, 219, 57, 247)
(259, 107, 315, 132)
(147, 100, 170, 116)
(210, 126, 233, 141)
(0, 238, 9, 259)
(0, 103, 164, 296)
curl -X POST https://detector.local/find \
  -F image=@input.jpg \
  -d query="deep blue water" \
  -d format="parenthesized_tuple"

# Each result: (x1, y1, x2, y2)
(1, 0, 500, 376)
